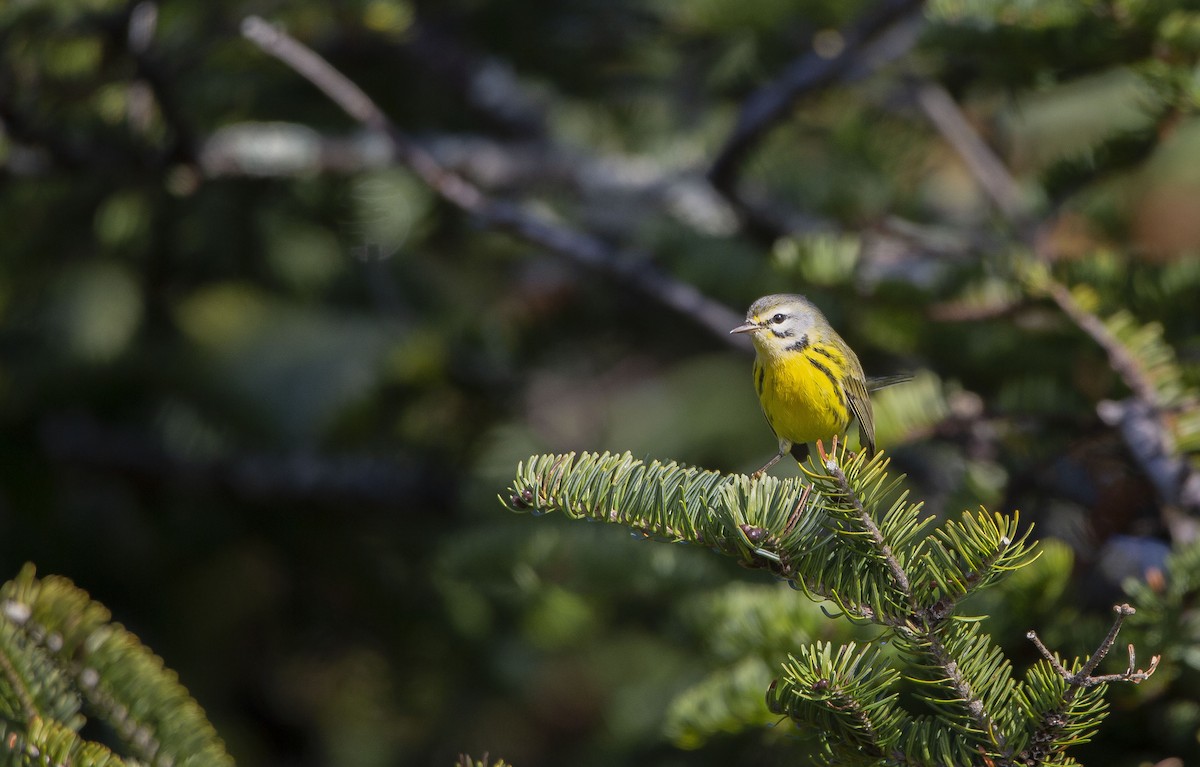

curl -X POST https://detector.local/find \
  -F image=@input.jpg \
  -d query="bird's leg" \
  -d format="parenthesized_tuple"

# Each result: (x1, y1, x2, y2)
(752, 438, 796, 479)
(750, 450, 785, 480)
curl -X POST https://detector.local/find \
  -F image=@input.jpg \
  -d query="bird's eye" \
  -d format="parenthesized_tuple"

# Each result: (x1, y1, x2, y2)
(771, 313, 786, 324)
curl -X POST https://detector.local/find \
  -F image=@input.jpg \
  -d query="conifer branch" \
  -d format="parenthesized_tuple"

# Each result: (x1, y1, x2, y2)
(818, 448, 1014, 754)
(823, 447, 914, 614)
(766, 642, 907, 762)
(911, 65, 1200, 525)
(506, 451, 830, 581)
(1032, 275, 1200, 521)
(1042, 282, 1160, 408)
(0, 715, 133, 767)
(0, 565, 234, 767)
(506, 449, 1150, 765)
(921, 630, 1004, 750)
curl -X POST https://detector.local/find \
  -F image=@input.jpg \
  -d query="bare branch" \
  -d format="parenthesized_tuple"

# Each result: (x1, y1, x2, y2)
(1086, 645, 1160, 685)
(1074, 603, 1135, 682)
(1026, 630, 1073, 679)
(1021, 605, 1158, 766)
(1027, 604, 1159, 690)
(240, 16, 744, 345)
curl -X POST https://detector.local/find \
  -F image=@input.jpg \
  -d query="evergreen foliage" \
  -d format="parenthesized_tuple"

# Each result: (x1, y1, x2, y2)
(3, 0, 1200, 763)
(0, 565, 233, 767)
(506, 447, 1155, 765)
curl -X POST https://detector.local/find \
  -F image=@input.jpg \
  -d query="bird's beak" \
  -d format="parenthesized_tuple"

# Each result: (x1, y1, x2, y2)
(729, 321, 758, 335)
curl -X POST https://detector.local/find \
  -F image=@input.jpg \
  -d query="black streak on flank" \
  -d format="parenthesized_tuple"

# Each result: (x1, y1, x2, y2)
(807, 357, 843, 405)
(787, 334, 809, 352)
(755, 363, 766, 397)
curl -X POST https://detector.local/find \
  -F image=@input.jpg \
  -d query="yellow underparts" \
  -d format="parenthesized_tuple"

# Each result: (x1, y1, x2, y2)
(753, 341, 850, 449)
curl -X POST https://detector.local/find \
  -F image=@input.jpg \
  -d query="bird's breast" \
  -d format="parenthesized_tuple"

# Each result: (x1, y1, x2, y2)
(754, 346, 850, 444)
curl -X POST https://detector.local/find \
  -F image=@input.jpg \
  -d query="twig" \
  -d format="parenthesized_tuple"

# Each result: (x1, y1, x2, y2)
(240, 16, 744, 345)
(1027, 604, 1159, 689)
(1025, 631, 1072, 680)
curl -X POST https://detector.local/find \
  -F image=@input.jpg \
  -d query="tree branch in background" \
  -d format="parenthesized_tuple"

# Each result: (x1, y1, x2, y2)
(707, 0, 926, 242)
(912, 68, 1200, 534)
(910, 80, 1029, 225)
(123, 1, 198, 166)
(1045, 281, 1160, 408)
(398, 22, 549, 139)
(38, 412, 447, 510)
(240, 16, 745, 346)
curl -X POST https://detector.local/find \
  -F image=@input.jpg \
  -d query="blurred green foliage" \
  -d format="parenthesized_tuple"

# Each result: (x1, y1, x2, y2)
(2, 0, 1200, 764)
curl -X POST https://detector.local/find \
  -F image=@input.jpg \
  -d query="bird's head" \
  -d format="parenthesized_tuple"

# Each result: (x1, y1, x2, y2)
(730, 294, 827, 355)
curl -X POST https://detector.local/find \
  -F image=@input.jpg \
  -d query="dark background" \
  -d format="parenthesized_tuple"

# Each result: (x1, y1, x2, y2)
(3, 1, 1200, 765)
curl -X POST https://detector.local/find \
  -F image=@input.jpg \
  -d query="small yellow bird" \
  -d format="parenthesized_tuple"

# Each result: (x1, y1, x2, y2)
(731, 293, 886, 476)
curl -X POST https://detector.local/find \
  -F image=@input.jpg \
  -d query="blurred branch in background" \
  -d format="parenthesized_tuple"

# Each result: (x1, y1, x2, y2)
(124, 1, 198, 166)
(708, 0, 926, 242)
(39, 412, 446, 510)
(240, 16, 745, 346)
(199, 128, 743, 242)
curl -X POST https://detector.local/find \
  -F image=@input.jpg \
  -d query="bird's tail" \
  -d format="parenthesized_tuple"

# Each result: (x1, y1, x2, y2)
(866, 373, 912, 392)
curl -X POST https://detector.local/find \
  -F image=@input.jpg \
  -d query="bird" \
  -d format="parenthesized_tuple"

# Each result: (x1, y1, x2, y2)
(731, 293, 894, 476)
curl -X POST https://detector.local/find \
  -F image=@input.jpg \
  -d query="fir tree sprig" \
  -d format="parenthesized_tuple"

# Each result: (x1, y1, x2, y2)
(766, 641, 905, 763)
(0, 564, 234, 767)
(506, 450, 827, 578)
(505, 442, 1157, 766)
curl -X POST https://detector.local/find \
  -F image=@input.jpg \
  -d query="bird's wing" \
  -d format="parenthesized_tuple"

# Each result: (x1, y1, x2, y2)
(844, 374, 875, 456)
